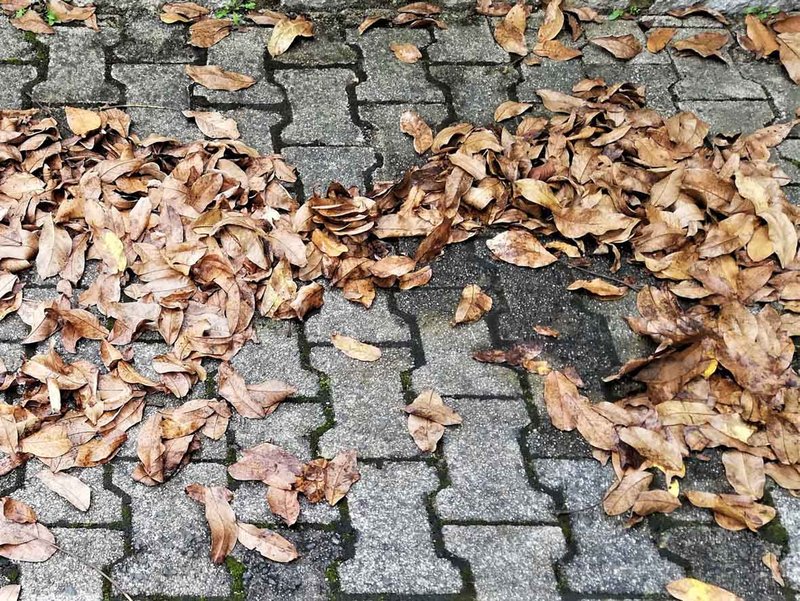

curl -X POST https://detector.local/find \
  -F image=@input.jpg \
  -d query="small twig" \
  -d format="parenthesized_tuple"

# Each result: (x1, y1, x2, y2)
(560, 258, 643, 292)
(100, 104, 175, 111)
(555, 499, 604, 516)
(38, 537, 133, 601)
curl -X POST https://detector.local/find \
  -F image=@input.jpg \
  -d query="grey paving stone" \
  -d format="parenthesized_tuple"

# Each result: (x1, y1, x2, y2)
(738, 61, 800, 127)
(430, 64, 519, 125)
(359, 102, 448, 180)
(221, 108, 278, 154)
(230, 403, 325, 459)
(0, 341, 25, 373)
(661, 526, 784, 601)
(517, 57, 587, 100)
(16, 463, 121, 525)
(534, 458, 684, 595)
(0, 64, 36, 109)
(584, 294, 652, 365)
(443, 525, 565, 601)
(652, 0, 794, 12)
(641, 15, 725, 29)
(276, 69, 362, 146)
(429, 18, 508, 64)
(423, 238, 494, 288)
(19, 527, 124, 601)
(231, 318, 318, 397)
(778, 139, 800, 184)
(671, 33, 766, 101)
(32, 29, 120, 104)
(584, 64, 677, 115)
(436, 398, 556, 522)
(305, 287, 410, 344)
(111, 461, 231, 597)
(312, 347, 418, 458)
(582, 20, 670, 66)
(773, 489, 800, 590)
(0, 16, 33, 61)
(113, 11, 199, 63)
(677, 99, 775, 135)
(111, 63, 200, 141)
(196, 28, 283, 105)
(339, 462, 463, 594)
(282, 146, 375, 194)
(397, 288, 521, 397)
(235, 528, 343, 601)
(349, 28, 445, 103)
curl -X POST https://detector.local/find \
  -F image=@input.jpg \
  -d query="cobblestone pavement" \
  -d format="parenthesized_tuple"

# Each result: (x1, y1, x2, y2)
(1, 2, 800, 600)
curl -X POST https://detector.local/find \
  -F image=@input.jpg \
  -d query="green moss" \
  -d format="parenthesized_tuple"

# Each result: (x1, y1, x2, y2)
(226, 556, 246, 601)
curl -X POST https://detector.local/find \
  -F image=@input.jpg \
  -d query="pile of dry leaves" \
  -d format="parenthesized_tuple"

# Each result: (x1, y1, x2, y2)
(483, 0, 800, 86)
(1, 0, 97, 34)
(0, 72, 799, 592)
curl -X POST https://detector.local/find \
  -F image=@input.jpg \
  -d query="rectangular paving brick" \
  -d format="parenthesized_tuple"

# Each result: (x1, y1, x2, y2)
(339, 462, 463, 594)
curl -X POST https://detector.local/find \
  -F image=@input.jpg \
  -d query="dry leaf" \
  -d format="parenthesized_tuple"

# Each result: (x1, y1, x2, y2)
(237, 522, 299, 562)
(65, 107, 101, 136)
(591, 35, 642, 60)
(399, 111, 433, 154)
(666, 577, 743, 601)
(185, 65, 256, 91)
(494, 2, 527, 55)
(762, 551, 785, 587)
(567, 278, 627, 299)
(331, 333, 381, 362)
(36, 469, 91, 511)
(390, 42, 422, 63)
(486, 230, 557, 268)
(452, 284, 492, 325)
(268, 16, 314, 57)
(673, 32, 729, 59)
(647, 28, 676, 53)
(183, 110, 241, 139)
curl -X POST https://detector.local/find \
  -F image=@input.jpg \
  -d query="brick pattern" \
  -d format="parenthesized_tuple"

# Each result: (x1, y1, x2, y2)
(0, 7, 798, 601)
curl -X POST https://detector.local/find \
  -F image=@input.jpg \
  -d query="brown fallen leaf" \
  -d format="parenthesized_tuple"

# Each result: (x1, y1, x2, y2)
(65, 107, 102, 136)
(533, 324, 559, 338)
(494, 101, 532, 122)
(494, 2, 527, 55)
(721, 450, 764, 499)
(603, 470, 653, 515)
(10, 9, 54, 34)
(567, 278, 627, 299)
(537, 0, 564, 43)
(268, 16, 314, 57)
(406, 389, 461, 452)
(160, 2, 209, 23)
(486, 230, 557, 269)
(743, 14, 779, 58)
(399, 111, 433, 154)
(673, 31, 729, 60)
(590, 35, 642, 60)
(182, 110, 241, 140)
(762, 551, 785, 587)
(0, 497, 57, 562)
(666, 577, 743, 601)
(36, 469, 91, 511)
(532, 40, 582, 61)
(324, 449, 361, 505)
(331, 333, 381, 362)
(185, 65, 256, 91)
(647, 28, 676, 53)
(237, 522, 299, 562)
(0, 585, 20, 601)
(266, 487, 300, 526)
(452, 284, 492, 325)
(189, 18, 231, 48)
(390, 42, 422, 63)
(778, 33, 800, 84)
(228, 443, 303, 489)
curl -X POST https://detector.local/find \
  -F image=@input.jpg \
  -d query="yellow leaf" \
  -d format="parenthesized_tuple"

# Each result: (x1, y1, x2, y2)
(102, 231, 127, 273)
